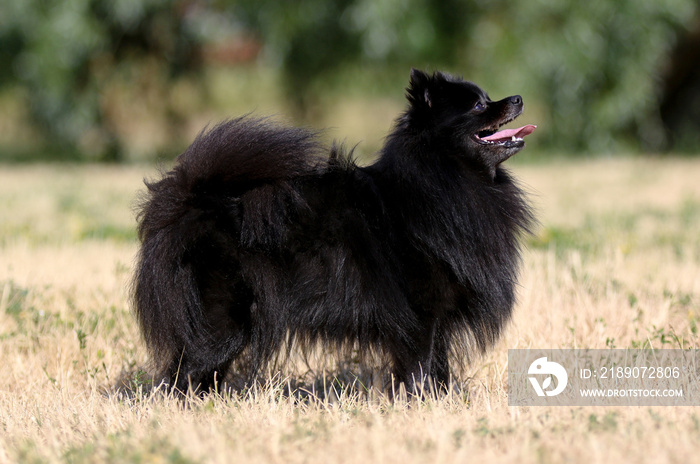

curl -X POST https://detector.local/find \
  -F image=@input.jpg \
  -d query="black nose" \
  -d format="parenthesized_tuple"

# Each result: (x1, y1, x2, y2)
(509, 95, 522, 105)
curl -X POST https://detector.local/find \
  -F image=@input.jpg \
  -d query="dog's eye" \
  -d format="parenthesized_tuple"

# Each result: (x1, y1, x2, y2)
(473, 102, 486, 112)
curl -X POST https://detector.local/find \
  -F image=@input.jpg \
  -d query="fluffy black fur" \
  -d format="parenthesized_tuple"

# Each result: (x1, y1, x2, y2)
(133, 69, 535, 394)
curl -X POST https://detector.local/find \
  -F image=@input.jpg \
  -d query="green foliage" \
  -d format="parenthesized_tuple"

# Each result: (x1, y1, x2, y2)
(233, 0, 698, 153)
(0, 0, 205, 160)
(231, 0, 482, 113)
(495, 0, 697, 153)
(1, 0, 698, 159)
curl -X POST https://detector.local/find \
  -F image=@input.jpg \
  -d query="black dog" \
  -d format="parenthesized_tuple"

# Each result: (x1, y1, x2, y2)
(133, 69, 535, 394)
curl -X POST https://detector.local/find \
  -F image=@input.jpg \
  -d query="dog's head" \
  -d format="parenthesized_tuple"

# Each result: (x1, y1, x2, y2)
(406, 69, 536, 177)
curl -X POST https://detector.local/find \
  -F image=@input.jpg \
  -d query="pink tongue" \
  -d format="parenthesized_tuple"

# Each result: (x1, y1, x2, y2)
(482, 124, 537, 141)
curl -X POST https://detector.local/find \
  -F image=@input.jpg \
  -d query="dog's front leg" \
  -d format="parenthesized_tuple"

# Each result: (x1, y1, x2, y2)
(391, 315, 446, 396)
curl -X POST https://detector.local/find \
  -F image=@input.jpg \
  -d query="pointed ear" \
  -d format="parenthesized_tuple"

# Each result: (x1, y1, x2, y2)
(407, 68, 432, 108)
(410, 68, 429, 87)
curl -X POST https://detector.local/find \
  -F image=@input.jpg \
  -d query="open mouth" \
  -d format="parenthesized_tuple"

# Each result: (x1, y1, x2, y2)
(474, 118, 537, 148)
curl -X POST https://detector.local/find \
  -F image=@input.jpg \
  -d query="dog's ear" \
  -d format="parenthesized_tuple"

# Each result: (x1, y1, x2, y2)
(407, 68, 432, 108)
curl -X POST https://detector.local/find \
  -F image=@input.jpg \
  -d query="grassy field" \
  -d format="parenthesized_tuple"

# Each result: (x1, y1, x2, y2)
(1, 157, 700, 463)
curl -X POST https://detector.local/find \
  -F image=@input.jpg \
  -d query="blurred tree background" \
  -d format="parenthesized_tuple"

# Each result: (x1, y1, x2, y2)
(0, 0, 698, 162)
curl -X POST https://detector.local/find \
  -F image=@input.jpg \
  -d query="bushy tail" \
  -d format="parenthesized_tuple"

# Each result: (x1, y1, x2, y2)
(132, 117, 325, 379)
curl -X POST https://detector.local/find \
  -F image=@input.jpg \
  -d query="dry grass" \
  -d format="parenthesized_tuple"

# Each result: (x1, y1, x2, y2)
(1, 157, 700, 463)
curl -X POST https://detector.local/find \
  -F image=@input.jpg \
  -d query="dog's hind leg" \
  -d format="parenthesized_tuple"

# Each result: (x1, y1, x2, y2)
(165, 327, 251, 395)
(167, 334, 247, 395)
(165, 280, 254, 396)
